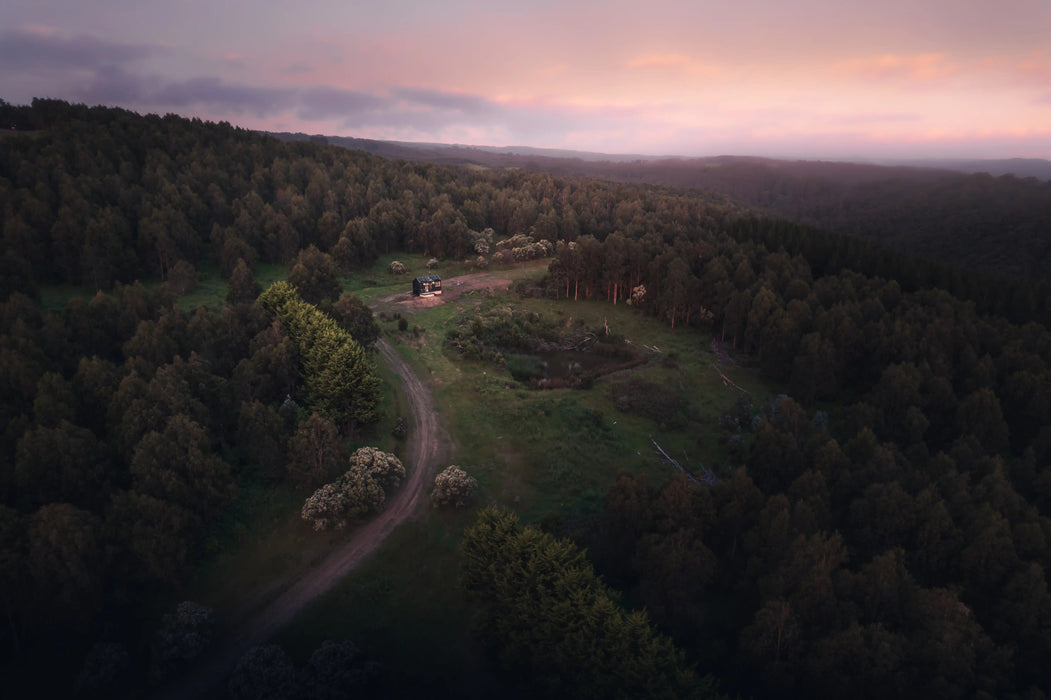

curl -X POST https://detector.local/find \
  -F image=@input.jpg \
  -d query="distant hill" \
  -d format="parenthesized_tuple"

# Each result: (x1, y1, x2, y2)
(273, 132, 1051, 282)
(269, 132, 658, 164)
(269, 133, 1051, 180)
(888, 158, 1051, 180)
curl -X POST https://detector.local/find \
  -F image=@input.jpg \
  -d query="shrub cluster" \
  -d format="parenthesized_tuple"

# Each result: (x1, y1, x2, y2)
(301, 447, 405, 530)
(431, 466, 478, 508)
(445, 307, 559, 361)
(493, 233, 555, 262)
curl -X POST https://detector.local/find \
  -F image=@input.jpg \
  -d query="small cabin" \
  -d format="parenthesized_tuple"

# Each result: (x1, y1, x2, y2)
(413, 275, 442, 297)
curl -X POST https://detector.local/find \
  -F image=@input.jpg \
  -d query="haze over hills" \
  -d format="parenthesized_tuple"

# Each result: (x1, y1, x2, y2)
(270, 132, 1051, 180)
(272, 132, 1051, 283)
(878, 158, 1051, 181)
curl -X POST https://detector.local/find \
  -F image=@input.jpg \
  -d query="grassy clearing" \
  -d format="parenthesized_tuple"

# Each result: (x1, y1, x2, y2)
(274, 517, 505, 697)
(173, 262, 227, 311)
(381, 288, 765, 521)
(188, 255, 768, 696)
(344, 253, 447, 303)
(37, 261, 291, 313)
(174, 261, 292, 311)
(39, 283, 91, 312)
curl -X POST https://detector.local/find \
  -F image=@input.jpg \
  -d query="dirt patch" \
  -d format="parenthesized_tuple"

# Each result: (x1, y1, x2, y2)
(376, 272, 514, 310)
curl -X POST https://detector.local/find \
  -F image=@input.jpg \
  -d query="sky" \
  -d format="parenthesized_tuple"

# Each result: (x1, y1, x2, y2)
(3, 0, 1051, 160)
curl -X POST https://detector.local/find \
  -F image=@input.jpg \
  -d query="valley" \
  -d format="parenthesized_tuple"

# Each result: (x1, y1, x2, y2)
(0, 100, 1049, 699)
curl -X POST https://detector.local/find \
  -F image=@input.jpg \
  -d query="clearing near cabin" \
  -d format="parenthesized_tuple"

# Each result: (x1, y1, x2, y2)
(380, 271, 515, 309)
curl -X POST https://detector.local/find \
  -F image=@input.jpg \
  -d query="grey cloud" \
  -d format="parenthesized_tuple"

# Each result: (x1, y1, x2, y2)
(0, 26, 599, 145)
(152, 78, 295, 117)
(297, 87, 386, 121)
(321, 87, 605, 143)
(389, 87, 499, 116)
(4, 45, 607, 147)
(296, 86, 509, 132)
(0, 29, 157, 70)
(349, 110, 455, 133)
(78, 65, 150, 104)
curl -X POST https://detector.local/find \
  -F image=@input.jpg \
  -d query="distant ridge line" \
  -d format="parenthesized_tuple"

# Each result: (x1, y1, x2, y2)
(267, 131, 1051, 180)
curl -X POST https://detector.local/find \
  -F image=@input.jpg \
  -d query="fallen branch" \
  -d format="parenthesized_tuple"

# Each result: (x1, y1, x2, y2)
(710, 339, 737, 366)
(650, 436, 700, 485)
(623, 339, 660, 353)
(575, 332, 597, 349)
(711, 363, 749, 395)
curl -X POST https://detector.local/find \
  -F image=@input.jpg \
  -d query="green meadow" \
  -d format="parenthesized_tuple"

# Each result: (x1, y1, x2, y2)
(45, 255, 765, 692)
(226, 257, 760, 689)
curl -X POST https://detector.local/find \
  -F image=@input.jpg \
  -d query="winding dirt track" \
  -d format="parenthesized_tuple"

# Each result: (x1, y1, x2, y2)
(159, 339, 447, 699)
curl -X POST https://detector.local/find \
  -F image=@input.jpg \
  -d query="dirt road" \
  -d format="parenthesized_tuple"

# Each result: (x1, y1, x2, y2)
(159, 339, 448, 698)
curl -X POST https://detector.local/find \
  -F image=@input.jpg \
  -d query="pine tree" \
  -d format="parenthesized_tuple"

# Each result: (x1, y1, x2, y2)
(461, 507, 721, 699)
(258, 282, 380, 428)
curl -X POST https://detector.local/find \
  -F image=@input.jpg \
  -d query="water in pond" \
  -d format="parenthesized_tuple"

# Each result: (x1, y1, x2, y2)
(535, 350, 615, 379)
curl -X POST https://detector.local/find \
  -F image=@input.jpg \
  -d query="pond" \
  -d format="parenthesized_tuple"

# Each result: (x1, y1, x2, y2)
(535, 349, 616, 379)
(503, 347, 646, 388)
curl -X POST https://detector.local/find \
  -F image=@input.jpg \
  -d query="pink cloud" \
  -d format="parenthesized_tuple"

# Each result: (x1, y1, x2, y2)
(836, 53, 959, 82)
(626, 54, 691, 69)
(829, 112, 922, 126)
(19, 24, 61, 38)
(622, 53, 726, 82)
(1016, 51, 1051, 83)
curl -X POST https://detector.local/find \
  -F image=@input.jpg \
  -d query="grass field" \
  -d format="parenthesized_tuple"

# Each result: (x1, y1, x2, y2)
(49, 254, 768, 694)
(38, 252, 478, 311)
(263, 258, 766, 693)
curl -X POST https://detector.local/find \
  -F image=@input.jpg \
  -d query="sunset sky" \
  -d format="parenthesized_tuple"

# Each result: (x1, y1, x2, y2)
(3, 0, 1050, 159)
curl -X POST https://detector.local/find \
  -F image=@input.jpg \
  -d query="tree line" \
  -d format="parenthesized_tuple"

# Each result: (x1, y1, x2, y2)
(349, 142, 1051, 284)
(529, 199, 1051, 697)
(4, 99, 1047, 329)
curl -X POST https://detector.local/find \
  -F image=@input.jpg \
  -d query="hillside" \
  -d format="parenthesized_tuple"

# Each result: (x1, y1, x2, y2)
(2, 100, 1051, 699)
(284, 134, 1051, 283)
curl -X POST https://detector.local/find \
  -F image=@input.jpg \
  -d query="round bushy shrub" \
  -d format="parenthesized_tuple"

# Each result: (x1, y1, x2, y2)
(431, 465, 478, 508)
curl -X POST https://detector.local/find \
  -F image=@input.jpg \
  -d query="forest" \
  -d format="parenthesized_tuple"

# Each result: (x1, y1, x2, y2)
(1, 99, 1050, 698)
(313, 134, 1051, 286)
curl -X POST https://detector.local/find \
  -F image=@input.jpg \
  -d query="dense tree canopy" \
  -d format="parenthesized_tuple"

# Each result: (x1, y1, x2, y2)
(258, 281, 380, 427)
(462, 507, 722, 699)
(0, 275, 301, 695)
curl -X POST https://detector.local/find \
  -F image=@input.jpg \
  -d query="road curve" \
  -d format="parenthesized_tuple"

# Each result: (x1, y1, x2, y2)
(158, 338, 448, 698)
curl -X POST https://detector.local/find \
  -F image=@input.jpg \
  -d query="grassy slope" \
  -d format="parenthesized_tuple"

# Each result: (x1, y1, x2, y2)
(271, 259, 765, 695)
(52, 254, 765, 695)
(38, 260, 290, 312)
